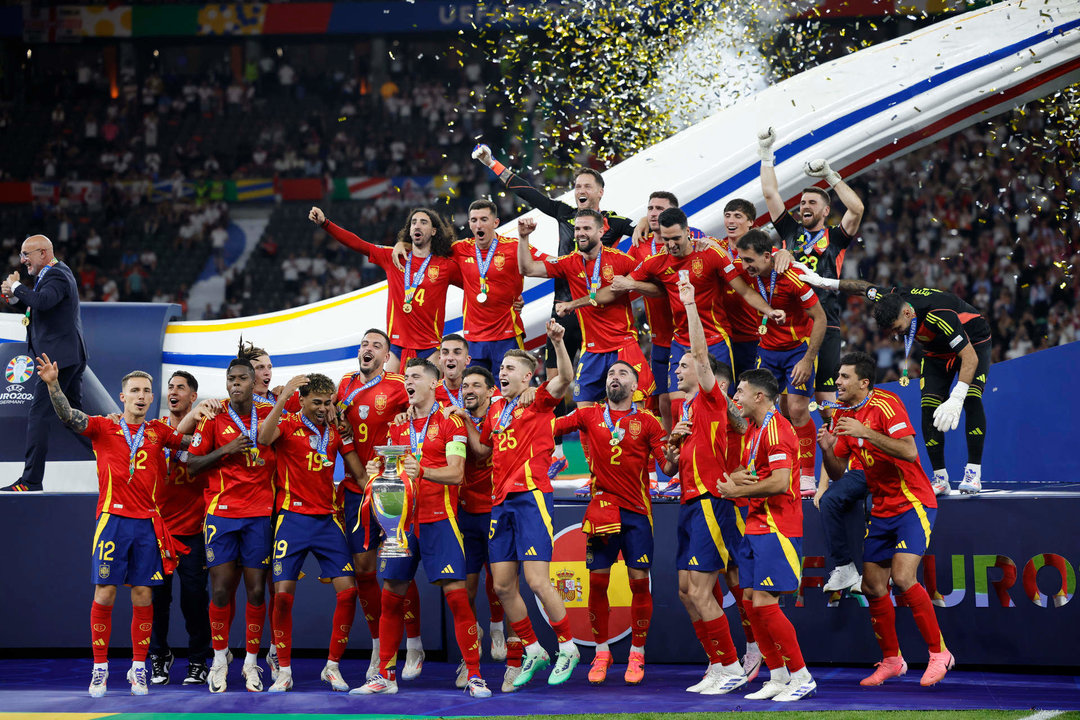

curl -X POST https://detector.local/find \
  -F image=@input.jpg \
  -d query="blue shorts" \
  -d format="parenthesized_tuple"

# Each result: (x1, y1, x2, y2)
(574, 349, 617, 403)
(272, 511, 353, 582)
(669, 339, 732, 394)
(469, 337, 523, 373)
(204, 514, 271, 569)
(730, 340, 759, 383)
(864, 507, 937, 564)
(380, 518, 466, 583)
(458, 509, 491, 575)
(342, 487, 381, 555)
(489, 490, 555, 563)
(91, 514, 163, 587)
(389, 344, 435, 367)
(586, 508, 653, 570)
(676, 495, 740, 573)
(756, 344, 815, 398)
(650, 344, 672, 395)
(741, 533, 803, 593)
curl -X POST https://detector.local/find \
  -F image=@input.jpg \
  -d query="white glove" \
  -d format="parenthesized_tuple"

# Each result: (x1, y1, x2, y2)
(790, 261, 838, 290)
(932, 381, 968, 432)
(757, 127, 776, 166)
(805, 158, 842, 187)
(471, 143, 494, 167)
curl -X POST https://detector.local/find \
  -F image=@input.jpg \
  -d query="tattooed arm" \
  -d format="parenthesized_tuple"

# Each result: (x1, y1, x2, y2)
(36, 354, 89, 433)
(726, 393, 747, 435)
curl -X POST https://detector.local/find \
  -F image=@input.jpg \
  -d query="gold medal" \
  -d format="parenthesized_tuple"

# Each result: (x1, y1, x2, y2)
(899, 376, 910, 387)
(21, 315, 29, 326)
(403, 302, 413, 314)
(808, 401, 819, 412)
(758, 323, 768, 336)
(609, 436, 620, 446)
(477, 292, 488, 303)
(589, 298, 598, 307)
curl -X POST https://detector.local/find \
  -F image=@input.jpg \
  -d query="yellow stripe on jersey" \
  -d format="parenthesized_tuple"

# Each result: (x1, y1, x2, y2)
(280, 468, 292, 512)
(531, 489, 555, 542)
(92, 512, 111, 551)
(898, 476, 932, 547)
(101, 467, 114, 514)
(444, 494, 466, 554)
(699, 497, 731, 568)
(764, 505, 802, 580)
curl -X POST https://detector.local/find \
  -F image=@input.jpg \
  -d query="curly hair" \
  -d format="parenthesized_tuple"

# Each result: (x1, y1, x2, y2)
(396, 207, 456, 258)
(299, 373, 336, 397)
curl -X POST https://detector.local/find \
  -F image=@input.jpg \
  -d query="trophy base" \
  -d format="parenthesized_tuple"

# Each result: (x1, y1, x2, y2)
(379, 542, 411, 559)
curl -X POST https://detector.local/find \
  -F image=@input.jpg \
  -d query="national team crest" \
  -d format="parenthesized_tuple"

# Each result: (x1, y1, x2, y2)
(816, 236, 828, 250)
(427, 266, 440, 281)
(98, 564, 110, 579)
(206, 547, 215, 563)
(513, 408, 523, 418)
(629, 418, 642, 437)
(427, 425, 439, 440)
(601, 265, 615, 282)
(691, 257, 704, 276)
(273, 561, 283, 577)
(358, 405, 370, 419)
(493, 254, 506, 270)
(375, 394, 388, 412)
(535, 524, 635, 646)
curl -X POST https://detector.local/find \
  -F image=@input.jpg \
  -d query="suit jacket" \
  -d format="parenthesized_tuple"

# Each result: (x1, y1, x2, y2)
(11, 260, 88, 369)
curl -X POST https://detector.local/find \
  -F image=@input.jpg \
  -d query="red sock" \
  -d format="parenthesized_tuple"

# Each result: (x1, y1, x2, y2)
(506, 638, 524, 668)
(328, 588, 357, 663)
(731, 585, 754, 643)
(379, 589, 406, 676)
(692, 619, 710, 660)
(485, 569, 504, 623)
(711, 580, 726, 608)
(90, 601, 113, 663)
(355, 572, 382, 639)
(445, 587, 481, 676)
(867, 594, 900, 657)
(702, 616, 738, 665)
(209, 602, 230, 651)
(510, 617, 538, 647)
(272, 591, 294, 666)
(794, 420, 817, 480)
(227, 598, 236, 628)
(748, 602, 783, 670)
(244, 602, 264, 655)
(922, 555, 939, 598)
(550, 615, 573, 645)
(131, 605, 153, 662)
(898, 584, 945, 653)
(403, 579, 421, 638)
(628, 577, 651, 647)
(588, 572, 611, 644)
(757, 603, 805, 671)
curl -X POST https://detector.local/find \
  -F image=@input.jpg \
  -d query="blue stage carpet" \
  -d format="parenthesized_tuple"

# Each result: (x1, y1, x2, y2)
(1, 658, 1078, 715)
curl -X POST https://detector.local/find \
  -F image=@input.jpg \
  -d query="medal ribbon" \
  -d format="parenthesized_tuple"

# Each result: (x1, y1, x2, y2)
(226, 402, 259, 445)
(338, 373, 382, 413)
(680, 393, 697, 424)
(474, 237, 499, 294)
(443, 381, 464, 409)
(603, 403, 637, 443)
(120, 421, 147, 480)
(584, 247, 603, 301)
(23, 262, 56, 325)
(746, 409, 777, 476)
(901, 317, 917, 383)
(495, 396, 520, 434)
(404, 252, 433, 304)
(300, 414, 332, 464)
(755, 269, 777, 333)
(407, 402, 440, 460)
(797, 227, 827, 256)
(253, 392, 276, 405)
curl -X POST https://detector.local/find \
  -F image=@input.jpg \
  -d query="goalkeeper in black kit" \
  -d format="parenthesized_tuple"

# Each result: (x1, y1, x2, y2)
(797, 270, 990, 497)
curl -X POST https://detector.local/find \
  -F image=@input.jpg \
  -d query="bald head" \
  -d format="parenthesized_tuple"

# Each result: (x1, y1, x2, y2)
(20, 235, 55, 276)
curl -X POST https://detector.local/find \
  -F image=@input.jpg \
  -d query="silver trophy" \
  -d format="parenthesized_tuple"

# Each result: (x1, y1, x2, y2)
(372, 445, 412, 558)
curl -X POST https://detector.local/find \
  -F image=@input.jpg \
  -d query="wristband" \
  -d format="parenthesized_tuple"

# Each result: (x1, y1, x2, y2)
(761, 158, 774, 168)
(820, 277, 840, 290)
(825, 171, 842, 187)
(490, 160, 506, 176)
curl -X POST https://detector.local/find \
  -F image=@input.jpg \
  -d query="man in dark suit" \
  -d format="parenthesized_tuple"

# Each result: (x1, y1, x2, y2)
(1, 234, 88, 492)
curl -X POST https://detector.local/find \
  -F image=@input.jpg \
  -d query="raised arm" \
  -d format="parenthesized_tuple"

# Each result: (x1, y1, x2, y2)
(473, 144, 571, 221)
(257, 374, 308, 446)
(36, 354, 88, 433)
(545, 319, 574, 398)
(516, 218, 550, 278)
(757, 127, 786, 222)
(679, 279, 715, 393)
(310, 206, 378, 257)
(805, 159, 864, 237)
(12, 272, 69, 312)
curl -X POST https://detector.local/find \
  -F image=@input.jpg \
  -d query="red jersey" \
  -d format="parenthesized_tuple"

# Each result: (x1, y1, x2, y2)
(82, 417, 184, 519)
(833, 389, 937, 518)
(385, 406, 468, 524)
(627, 236, 674, 347)
(726, 424, 749, 509)
(324, 221, 462, 351)
(676, 381, 729, 504)
(190, 404, 277, 519)
(740, 411, 802, 538)
(452, 235, 545, 342)
(755, 267, 819, 351)
(335, 372, 409, 494)
(481, 382, 560, 504)
(254, 391, 301, 414)
(630, 243, 741, 346)
(555, 406, 666, 516)
(272, 413, 352, 515)
(546, 248, 639, 353)
(460, 410, 495, 514)
(721, 248, 763, 343)
(434, 381, 466, 410)
(157, 414, 207, 536)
